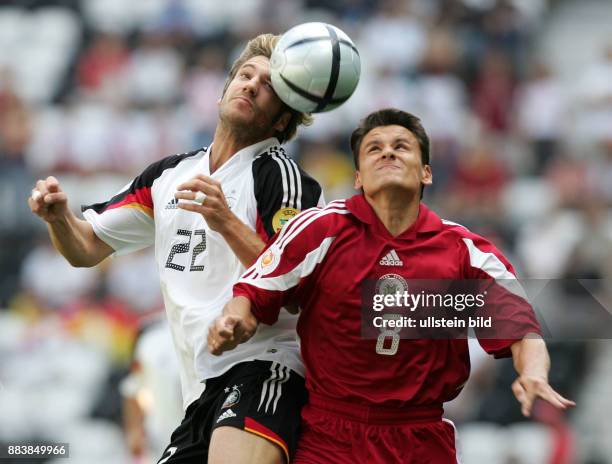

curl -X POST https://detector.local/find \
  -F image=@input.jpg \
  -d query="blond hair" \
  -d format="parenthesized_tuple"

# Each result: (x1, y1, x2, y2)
(222, 33, 313, 143)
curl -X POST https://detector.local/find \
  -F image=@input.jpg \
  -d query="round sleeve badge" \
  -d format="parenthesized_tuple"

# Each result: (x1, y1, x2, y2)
(258, 245, 281, 275)
(272, 207, 300, 233)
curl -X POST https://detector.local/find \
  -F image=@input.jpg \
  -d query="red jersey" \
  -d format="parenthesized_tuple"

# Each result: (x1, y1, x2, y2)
(234, 195, 540, 409)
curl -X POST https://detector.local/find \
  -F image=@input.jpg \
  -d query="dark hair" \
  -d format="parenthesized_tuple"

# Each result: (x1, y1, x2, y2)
(350, 108, 430, 169)
(350, 108, 430, 198)
(222, 33, 313, 144)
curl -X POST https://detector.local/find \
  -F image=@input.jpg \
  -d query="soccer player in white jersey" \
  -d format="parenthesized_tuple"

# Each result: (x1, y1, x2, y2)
(28, 34, 324, 464)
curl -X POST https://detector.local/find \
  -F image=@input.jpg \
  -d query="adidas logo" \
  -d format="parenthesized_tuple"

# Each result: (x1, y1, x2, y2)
(216, 408, 236, 423)
(379, 249, 403, 266)
(165, 198, 179, 210)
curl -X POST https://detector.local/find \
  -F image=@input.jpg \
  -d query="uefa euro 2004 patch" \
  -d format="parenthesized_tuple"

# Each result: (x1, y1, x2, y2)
(272, 207, 300, 233)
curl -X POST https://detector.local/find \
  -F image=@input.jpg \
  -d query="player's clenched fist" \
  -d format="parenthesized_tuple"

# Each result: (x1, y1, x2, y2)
(28, 176, 69, 223)
(208, 315, 251, 356)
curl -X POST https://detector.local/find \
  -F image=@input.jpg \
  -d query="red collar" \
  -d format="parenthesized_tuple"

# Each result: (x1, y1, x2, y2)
(345, 194, 442, 240)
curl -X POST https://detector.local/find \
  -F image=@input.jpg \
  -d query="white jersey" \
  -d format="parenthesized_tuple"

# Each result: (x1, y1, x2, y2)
(83, 138, 324, 409)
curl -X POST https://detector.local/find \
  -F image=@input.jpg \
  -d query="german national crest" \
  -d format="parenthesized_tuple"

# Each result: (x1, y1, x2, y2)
(222, 386, 241, 409)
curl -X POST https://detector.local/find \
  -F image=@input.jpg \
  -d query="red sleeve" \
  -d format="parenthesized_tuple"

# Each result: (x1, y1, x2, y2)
(233, 207, 334, 325)
(461, 234, 542, 358)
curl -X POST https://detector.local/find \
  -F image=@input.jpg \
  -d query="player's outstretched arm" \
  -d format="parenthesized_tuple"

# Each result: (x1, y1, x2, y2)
(28, 176, 113, 267)
(510, 335, 576, 417)
(208, 296, 259, 355)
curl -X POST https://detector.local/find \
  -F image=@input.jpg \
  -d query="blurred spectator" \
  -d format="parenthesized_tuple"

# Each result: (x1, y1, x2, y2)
(416, 29, 467, 143)
(514, 61, 568, 174)
(183, 46, 227, 146)
(480, 0, 529, 68)
(413, 29, 468, 187)
(545, 153, 589, 209)
(516, 206, 582, 279)
(19, 241, 100, 310)
(299, 141, 355, 201)
(105, 250, 163, 314)
(443, 137, 510, 226)
(0, 69, 37, 306)
(126, 32, 184, 106)
(120, 318, 182, 462)
(359, 0, 428, 75)
(573, 44, 612, 148)
(586, 140, 612, 206)
(472, 49, 515, 133)
(63, 99, 121, 173)
(0, 68, 31, 168)
(562, 200, 612, 280)
(76, 32, 130, 98)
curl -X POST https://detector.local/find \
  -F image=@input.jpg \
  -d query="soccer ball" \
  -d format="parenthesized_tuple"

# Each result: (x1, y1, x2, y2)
(270, 22, 361, 113)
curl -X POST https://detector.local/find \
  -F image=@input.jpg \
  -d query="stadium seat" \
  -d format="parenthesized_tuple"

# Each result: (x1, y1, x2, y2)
(456, 422, 507, 464)
(507, 423, 553, 464)
(0, 8, 24, 56)
(30, 8, 80, 51)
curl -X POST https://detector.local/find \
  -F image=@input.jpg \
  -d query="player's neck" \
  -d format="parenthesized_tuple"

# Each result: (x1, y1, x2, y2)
(366, 190, 420, 237)
(209, 124, 257, 174)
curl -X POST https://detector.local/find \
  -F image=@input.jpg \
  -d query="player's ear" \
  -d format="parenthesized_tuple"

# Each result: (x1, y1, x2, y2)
(273, 110, 292, 133)
(354, 170, 363, 190)
(421, 164, 432, 186)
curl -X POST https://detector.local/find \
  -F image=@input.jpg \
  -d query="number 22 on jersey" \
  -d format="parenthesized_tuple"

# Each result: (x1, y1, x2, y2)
(165, 228, 206, 271)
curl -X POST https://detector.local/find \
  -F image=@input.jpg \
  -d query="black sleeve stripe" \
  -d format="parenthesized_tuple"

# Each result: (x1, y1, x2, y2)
(81, 148, 205, 214)
(253, 148, 323, 238)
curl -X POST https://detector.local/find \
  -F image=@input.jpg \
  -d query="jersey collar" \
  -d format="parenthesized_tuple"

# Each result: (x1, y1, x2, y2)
(204, 137, 281, 174)
(345, 194, 442, 240)
(238, 137, 281, 160)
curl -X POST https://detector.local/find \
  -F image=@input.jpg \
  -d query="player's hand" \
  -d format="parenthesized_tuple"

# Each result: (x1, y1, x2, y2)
(28, 176, 69, 223)
(175, 175, 232, 232)
(208, 315, 250, 356)
(511, 375, 575, 417)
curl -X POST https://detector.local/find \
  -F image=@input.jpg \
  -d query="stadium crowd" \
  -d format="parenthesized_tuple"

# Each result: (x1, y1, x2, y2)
(0, 0, 611, 462)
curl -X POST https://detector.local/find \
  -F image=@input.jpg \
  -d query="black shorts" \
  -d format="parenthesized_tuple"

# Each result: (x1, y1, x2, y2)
(157, 360, 307, 464)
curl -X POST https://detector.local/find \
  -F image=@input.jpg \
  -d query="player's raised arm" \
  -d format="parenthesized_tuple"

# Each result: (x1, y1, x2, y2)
(28, 176, 113, 267)
(175, 174, 267, 267)
(510, 335, 576, 417)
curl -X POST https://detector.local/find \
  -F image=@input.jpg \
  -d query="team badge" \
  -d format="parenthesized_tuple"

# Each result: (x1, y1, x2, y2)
(258, 245, 280, 275)
(375, 273, 409, 296)
(272, 207, 299, 233)
(222, 385, 242, 409)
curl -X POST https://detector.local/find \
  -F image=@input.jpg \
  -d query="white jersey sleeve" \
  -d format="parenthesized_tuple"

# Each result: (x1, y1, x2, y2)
(81, 151, 201, 256)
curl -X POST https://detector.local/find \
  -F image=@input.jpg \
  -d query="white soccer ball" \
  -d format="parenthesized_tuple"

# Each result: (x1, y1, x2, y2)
(270, 22, 361, 113)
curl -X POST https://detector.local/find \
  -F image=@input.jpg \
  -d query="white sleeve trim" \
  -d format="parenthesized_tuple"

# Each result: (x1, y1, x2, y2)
(239, 236, 335, 291)
(462, 238, 528, 300)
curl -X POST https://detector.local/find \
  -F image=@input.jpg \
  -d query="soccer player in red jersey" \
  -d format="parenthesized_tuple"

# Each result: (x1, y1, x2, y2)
(208, 108, 575, 463)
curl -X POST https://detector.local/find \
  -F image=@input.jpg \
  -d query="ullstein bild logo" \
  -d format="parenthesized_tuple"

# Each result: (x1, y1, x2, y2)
(380, 249, 403, 266)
